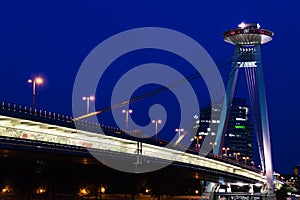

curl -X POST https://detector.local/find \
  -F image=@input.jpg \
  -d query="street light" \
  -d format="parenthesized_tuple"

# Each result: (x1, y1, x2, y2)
(28, 77, 43, 109)
(98, 185, 106, 200)
(82, 96, 95, 114)
(152, 119, 162, 140)
(233, 152, 240, 161)
(242, 156, 249, 164)
(175, 128, 184, 137)
(79, 188, 89, 196)
(222, 147, 230, 157)
(2, 185, 12, 193)
(194, 135, 203, 149)
(210, 142, 217, 154)
(122, 109, 133, 131)
(258, 165, 261, 170)
(36, 187, 46, 194)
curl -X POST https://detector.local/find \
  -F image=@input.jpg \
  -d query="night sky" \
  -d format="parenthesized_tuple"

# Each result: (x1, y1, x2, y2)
(0, 0, 299, 174)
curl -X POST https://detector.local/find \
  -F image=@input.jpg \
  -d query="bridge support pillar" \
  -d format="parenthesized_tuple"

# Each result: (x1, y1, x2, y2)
(135, 141, 142, 173)
(262, 189, 277, 200)
(202, 182, 218, 200)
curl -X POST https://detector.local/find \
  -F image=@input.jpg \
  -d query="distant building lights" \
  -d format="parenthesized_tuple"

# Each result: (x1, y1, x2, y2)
(235, 125, 246, 129)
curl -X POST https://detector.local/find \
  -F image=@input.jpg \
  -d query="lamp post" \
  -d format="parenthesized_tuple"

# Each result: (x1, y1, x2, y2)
(251, 161, 255, 168)
(122, 109, 133, 131)
(242, 156, 249, 164)
(222, 147, 230, 157)
(82, 96, 95, 114)
(28, 77, 43, 109)
(209, 142, 217, 154)
(99, 186, 105, 200)
(175, 128, 184, 137)
(194, 135, 202, 149)
(233, 152, 240, 161)
(152, 119, 162, 140)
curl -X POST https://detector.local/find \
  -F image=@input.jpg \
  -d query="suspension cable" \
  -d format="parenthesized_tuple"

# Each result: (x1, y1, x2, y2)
(73, 55, 234, 121)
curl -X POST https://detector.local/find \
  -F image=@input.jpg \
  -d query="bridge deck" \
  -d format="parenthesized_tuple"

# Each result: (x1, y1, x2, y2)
(0, 102, 266, 184)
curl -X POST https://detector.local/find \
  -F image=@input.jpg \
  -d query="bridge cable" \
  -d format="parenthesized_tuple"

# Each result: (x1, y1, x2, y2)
(72, 55, 234, 121)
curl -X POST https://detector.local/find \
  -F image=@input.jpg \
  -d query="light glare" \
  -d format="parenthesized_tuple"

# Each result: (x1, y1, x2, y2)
(89, 96, 95, 101)
(35, 77, 43, 84)
(238, 22, 246, 29)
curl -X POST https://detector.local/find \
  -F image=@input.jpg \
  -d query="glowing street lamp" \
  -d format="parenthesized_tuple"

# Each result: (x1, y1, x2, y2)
(242, 156, 250, 164)
(28, 77, 43, 109)
(98, 185, 106, 200)
(122, 109, 133, 131)
(194, 135, 203, 149)
(82, 96, 95, 114)
(36, 187, 46, 194)
(233, 152, 240, 161)
(251, 161, 255, 168)
(152, 119, 162, 140)
(2, 185, 12, 193)
(175, 128, 184, 137)
(210, 142, 217, 154)
(100, 186, 105, 194)
(222, 147, 230, 157)
(79, 188, 89, 196)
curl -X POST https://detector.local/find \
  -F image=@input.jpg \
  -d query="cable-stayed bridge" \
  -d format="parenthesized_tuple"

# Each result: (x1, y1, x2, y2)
(0, 102, 277, 199)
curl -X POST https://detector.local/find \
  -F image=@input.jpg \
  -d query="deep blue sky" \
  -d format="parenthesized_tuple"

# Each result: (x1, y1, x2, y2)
(0, 0, 299, 174)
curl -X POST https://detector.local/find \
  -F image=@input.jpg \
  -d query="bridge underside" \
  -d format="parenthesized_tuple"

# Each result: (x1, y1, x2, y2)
(0, 138, 261, 199)
(0, 149, 226, 198)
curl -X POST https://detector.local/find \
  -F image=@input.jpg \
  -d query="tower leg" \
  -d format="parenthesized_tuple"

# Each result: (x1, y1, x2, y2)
(255, 45, 274, 190)
(214, 45, 240, 155)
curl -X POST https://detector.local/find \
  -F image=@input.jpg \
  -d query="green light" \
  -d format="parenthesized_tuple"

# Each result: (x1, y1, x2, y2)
(235, 125, 246, 129)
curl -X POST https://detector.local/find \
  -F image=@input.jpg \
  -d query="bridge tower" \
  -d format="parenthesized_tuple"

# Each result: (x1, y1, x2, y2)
(214, 22, 274, 190)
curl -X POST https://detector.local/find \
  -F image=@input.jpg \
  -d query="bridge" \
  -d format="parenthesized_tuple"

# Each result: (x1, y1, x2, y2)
(0, 23, 279, 200)
(0, 102, 275, 200)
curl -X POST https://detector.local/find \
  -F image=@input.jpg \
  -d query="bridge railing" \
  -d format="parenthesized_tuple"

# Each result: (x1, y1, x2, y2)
(0, 101, 263, 173)
(1, 101, 73, 121)
(0, 101, 126, 135)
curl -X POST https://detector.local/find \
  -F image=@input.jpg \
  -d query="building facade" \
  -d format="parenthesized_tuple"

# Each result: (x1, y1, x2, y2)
(192, 98, 254, 165)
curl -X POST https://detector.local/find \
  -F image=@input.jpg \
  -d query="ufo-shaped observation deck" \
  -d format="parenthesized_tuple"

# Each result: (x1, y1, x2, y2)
(223, 22, 274, 45)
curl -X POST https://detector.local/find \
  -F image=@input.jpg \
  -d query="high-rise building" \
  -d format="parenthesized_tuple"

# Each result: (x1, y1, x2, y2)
(192, 98, 254, 164)
(224, 98, 253, 164)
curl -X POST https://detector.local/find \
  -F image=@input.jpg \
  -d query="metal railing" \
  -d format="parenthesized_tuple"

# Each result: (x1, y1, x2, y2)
(0, 101, 125, 135)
